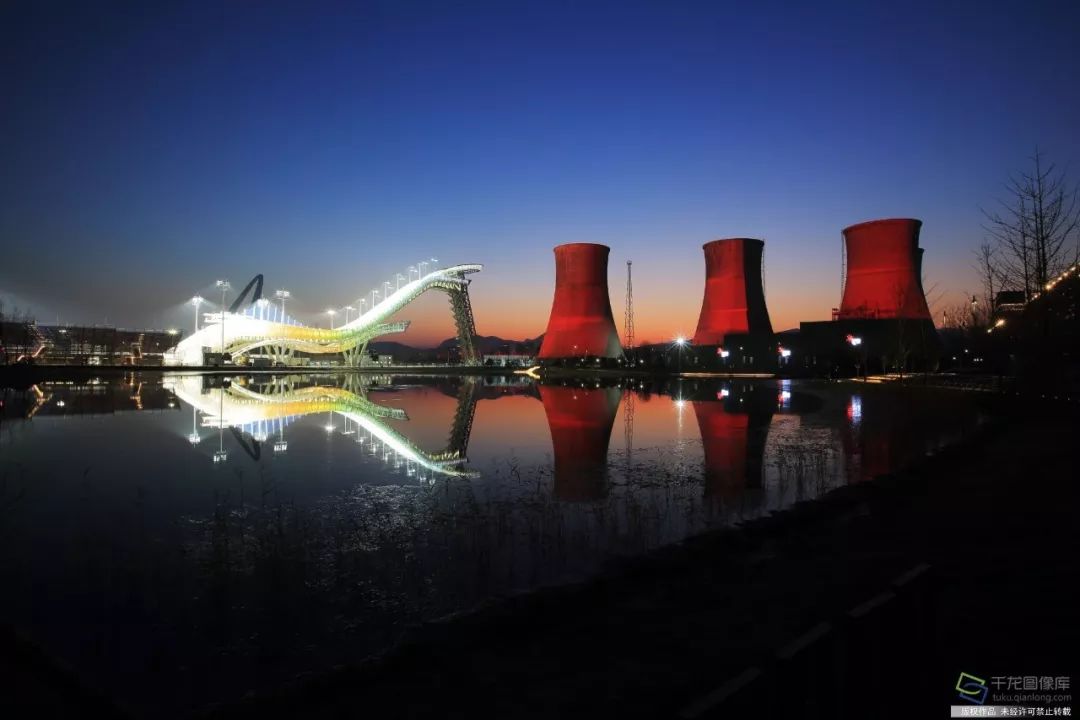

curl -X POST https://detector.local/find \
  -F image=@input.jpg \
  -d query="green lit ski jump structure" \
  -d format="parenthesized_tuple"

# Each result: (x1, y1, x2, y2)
(165, 264, 482, 366)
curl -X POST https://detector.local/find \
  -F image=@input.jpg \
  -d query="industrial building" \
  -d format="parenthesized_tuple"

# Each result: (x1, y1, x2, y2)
(0, 322, 180, 366)
(797, 218, 940, 374)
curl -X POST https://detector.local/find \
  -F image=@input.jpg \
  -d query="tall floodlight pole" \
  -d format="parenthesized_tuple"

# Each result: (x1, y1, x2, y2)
(430, 257, 438, 271)
(418, 261, 428, 277)
(396, 274, 405, 291)
(191, 295, 205, 333)
(344, 305, 355, 324)
(216, 280, 230, 357)
(371, 289, 379, 307)
(359, 298, 367, 315)
(326, 308, 337, 329)
(275, 289, 290, 322)
(383, 281, 392, 301)
(408, 266, 416, 282)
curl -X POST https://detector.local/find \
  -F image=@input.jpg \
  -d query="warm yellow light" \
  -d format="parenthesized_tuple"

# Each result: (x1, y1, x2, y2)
(995, 318, 1006, 327)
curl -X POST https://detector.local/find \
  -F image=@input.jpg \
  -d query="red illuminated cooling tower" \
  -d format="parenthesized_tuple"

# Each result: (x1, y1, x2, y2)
(539, 384, 620, 501)
(692, 239, 773, 346)
(538, 243, 622, 359)
(838, 219, 932, 320)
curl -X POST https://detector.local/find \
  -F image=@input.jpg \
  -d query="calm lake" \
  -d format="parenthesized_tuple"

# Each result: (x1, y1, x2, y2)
(0, 372, 983, 717)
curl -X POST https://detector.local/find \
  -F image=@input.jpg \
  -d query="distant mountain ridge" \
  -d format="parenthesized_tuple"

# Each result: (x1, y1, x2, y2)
(367, 335, 542, 361)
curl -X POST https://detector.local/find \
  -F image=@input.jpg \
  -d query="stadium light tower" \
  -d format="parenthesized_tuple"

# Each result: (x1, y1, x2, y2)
(255, 297, 271, 320)
(216, 280, 230, 357)
(190, 295, 205, 332)
(275, 289, 290, 321)
(326, 308, 337, 329)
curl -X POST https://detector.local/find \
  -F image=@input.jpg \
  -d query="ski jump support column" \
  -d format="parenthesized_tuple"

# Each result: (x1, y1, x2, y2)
(538, 243, 623, 359)
(838, 218, 932, 320)
(692, 238, 773, 346)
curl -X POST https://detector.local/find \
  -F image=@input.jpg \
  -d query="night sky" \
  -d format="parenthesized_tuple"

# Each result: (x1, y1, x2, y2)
(3, 1, 1079, 346)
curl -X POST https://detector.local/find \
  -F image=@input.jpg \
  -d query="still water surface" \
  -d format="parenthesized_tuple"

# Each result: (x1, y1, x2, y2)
(0, 372, 982, 716)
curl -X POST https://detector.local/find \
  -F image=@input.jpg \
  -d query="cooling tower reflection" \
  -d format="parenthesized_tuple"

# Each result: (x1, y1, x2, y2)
(538, 382, 621, 501)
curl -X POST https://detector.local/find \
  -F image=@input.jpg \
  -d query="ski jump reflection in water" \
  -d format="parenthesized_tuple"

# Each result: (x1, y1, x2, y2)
(165, 373, 483, 480)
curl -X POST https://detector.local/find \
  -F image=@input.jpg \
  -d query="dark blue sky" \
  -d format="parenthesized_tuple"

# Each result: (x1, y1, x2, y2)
(3, 0, 1079, 342)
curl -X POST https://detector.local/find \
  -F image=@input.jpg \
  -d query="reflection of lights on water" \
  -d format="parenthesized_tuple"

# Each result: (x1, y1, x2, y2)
(847, 396, 862, 423)
(718, 388, 729, 399)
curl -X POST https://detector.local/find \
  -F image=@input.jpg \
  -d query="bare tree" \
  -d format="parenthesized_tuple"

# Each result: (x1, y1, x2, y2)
(972, 241, 1003, 321)
(983, 148, 1080, 301)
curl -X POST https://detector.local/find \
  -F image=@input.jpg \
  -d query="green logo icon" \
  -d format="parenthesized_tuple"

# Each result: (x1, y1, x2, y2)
(956, 672, 989, 705)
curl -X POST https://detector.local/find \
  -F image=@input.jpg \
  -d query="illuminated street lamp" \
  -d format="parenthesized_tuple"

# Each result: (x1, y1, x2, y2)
(847, 335, 866, 380)
(359, 298, 367, 315)
(326, 308, 337, 329)
(674, 336, 688, 373)
(396, 273, 406, 291)
(371, 289, 379, 307)
(190, 295, 205, 332)
(430, 257, 439, 271)
(216, 280, 231, 359)
(418, 261, 428, 277)
(275, 289, 291, 322)
(344, 305, 355, 324)
(408, 265, 416, 281)
(383, 281, 393, 300)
